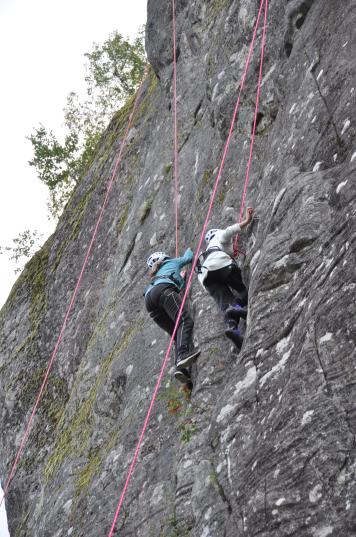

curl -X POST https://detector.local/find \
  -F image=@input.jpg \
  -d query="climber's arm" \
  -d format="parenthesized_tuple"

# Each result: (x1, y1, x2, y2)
(219, 208, 254, 242)
(239, 207, 253, 229)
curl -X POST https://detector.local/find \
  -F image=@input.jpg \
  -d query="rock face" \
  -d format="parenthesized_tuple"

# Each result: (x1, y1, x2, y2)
(1, 1, 356, 536)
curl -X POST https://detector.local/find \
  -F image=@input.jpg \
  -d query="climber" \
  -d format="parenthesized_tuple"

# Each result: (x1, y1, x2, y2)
(145, 249, 200, 384)
(197, 207, 254, 348)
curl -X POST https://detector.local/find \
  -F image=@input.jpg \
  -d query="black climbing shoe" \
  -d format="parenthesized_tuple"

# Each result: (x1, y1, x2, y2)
(176, 348, 201, 369)
(224, 327, 244, 349)
(174, 368, 191, 384)
(225, 304, 247, 322)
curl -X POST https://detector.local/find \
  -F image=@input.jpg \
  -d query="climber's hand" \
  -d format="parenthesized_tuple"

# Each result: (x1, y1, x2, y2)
(180, 269, 187, 280)
(239, 207, 254, 229)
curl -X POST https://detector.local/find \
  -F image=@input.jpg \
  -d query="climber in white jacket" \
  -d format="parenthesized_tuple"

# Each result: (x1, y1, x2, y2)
(197, 207, 253, 348)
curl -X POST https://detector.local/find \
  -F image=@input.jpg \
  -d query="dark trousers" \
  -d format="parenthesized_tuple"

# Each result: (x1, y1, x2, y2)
(204, 263, 248, 313)
(145, 283, 194, 362)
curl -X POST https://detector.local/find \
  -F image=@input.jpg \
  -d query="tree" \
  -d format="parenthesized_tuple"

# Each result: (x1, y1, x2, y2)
(28, 126, 79, 218)
(1, 230, 44, 273)
(2, 29, 146, 275)
(28, 28, 146, 219)
(84, 29, 146, 120)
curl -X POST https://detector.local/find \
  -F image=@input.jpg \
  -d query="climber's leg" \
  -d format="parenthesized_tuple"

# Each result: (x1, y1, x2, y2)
(224, 264, 248, 307)
(145, 283, 176, 337)
(224, 304, 247, 323)
(204, 268, 236, 312)
(146, 284, 195, 382)
(204, 267, 245, 349)
(224, 320, 244, 349)
(159, 287, 200, 369)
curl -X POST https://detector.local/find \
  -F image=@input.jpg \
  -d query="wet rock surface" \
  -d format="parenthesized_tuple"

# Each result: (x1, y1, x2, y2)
(1, 1, 356, 536)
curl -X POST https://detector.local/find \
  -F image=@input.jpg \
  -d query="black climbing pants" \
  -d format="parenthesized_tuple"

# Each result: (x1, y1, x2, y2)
(145, 283, 194, 362)
(204, 263, 248, 313)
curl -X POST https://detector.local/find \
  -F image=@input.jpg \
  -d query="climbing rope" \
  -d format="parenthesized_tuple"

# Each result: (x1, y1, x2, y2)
(172, 0, 180, 256)
(107, 1, 268, 534)
(0, 69, 148, 510)
(233, 0, 269, 257)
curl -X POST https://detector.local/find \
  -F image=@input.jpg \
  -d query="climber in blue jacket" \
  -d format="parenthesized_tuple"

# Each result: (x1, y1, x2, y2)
(145, 248, 200, 383)
(197, 207, 253, 349)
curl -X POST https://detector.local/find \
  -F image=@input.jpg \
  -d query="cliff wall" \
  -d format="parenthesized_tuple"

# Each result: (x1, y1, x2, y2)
(1, 1, 356, 536)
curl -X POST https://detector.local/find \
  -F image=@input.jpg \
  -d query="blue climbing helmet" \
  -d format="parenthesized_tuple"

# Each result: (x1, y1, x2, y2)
(147, 251, 170, 269)
(205, 229, 219, 244)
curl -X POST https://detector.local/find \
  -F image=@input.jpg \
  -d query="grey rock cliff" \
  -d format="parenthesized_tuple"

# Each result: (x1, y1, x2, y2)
(1, 0, 356, 536)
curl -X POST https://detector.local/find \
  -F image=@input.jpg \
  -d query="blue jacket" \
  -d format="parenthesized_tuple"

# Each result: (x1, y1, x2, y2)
(144, 248, 194, 296)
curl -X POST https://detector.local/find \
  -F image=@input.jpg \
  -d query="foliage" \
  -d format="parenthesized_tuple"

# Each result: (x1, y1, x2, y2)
(0, 229, 44, 273)
(157, 382, 199, 443)
(84, 28, 146, 120)
(178, 418, 199, 443)
(28, 127, 79, 218)
(28, 28, 146, 219)
(158, 384, 184, 414)
(160, 510, 191, 537)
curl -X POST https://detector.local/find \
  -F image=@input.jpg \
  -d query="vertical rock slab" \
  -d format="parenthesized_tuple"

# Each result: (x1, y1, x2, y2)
(0, 1, 355, 536)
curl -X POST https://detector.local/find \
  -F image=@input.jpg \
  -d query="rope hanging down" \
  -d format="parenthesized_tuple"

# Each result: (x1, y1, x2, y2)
(107, 1, 268, 534)
(172, 0, 180, 256)
(0, 69, 148, 510)
(234, 0, 269, 257)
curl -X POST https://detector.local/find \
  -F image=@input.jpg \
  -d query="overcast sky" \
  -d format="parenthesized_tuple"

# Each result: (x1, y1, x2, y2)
(0, 1, 147, 534)
(0, 0, 147, 309)
(0, 482, 9, 537)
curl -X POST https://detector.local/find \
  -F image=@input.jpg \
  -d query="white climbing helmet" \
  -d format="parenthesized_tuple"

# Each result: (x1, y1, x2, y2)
(147, 251, 170, 268)
(205, 229, 219, 244)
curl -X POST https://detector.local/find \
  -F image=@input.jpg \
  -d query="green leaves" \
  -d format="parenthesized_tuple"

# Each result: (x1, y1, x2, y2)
(28, 28, 146, 220)
(84, 29, 146, 104)
(28, 126, 79, 187)
(0, 229, 44, 273)
(27, 126, 80, 218)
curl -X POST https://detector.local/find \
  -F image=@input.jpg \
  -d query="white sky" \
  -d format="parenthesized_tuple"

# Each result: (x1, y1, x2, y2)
(0, 1, 147, 535)
(0, 483, 10, 537)
(0, 0, 147, 309)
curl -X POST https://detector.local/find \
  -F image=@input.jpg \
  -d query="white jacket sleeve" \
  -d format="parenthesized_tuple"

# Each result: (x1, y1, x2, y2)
(219, 223, 241, 243)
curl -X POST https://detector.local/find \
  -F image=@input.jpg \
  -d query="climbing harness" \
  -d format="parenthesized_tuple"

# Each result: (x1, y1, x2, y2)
(194, 246, 223, 274)
(108, 0, 269, 534)
(150, 272, 182, 289)
(0, 69, 149, 510)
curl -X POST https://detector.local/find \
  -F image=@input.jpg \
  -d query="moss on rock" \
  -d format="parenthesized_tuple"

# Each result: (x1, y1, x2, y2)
(52, 181, 97, 272)
(14, 510, 30, 537)
(208, 0, 229, 22)
(44, 322, 142, 481)
(2, 236, 51, 323)
(196, 167, 214, 203)
(138, 191, 157, 224)
(14, 369, 69, 474)
(117, 203, 130, 234)
(135, 67, 158, 123)
(73, 427, 119, 501)
(74, 447, 101, 497)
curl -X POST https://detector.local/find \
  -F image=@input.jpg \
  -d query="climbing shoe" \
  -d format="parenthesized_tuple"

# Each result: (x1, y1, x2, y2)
(225, 304, 247, 321)
(224, 327, 244, 349)
(174, 368, 191, 384)
(176, 348, 201, 369)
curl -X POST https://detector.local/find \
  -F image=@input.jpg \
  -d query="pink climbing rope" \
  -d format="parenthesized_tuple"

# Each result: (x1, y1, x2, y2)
(233, 0, 269, 256)
(0, 69, 148, 510)
(172, 0, 180, 256)
(107, 1, 267, 534)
